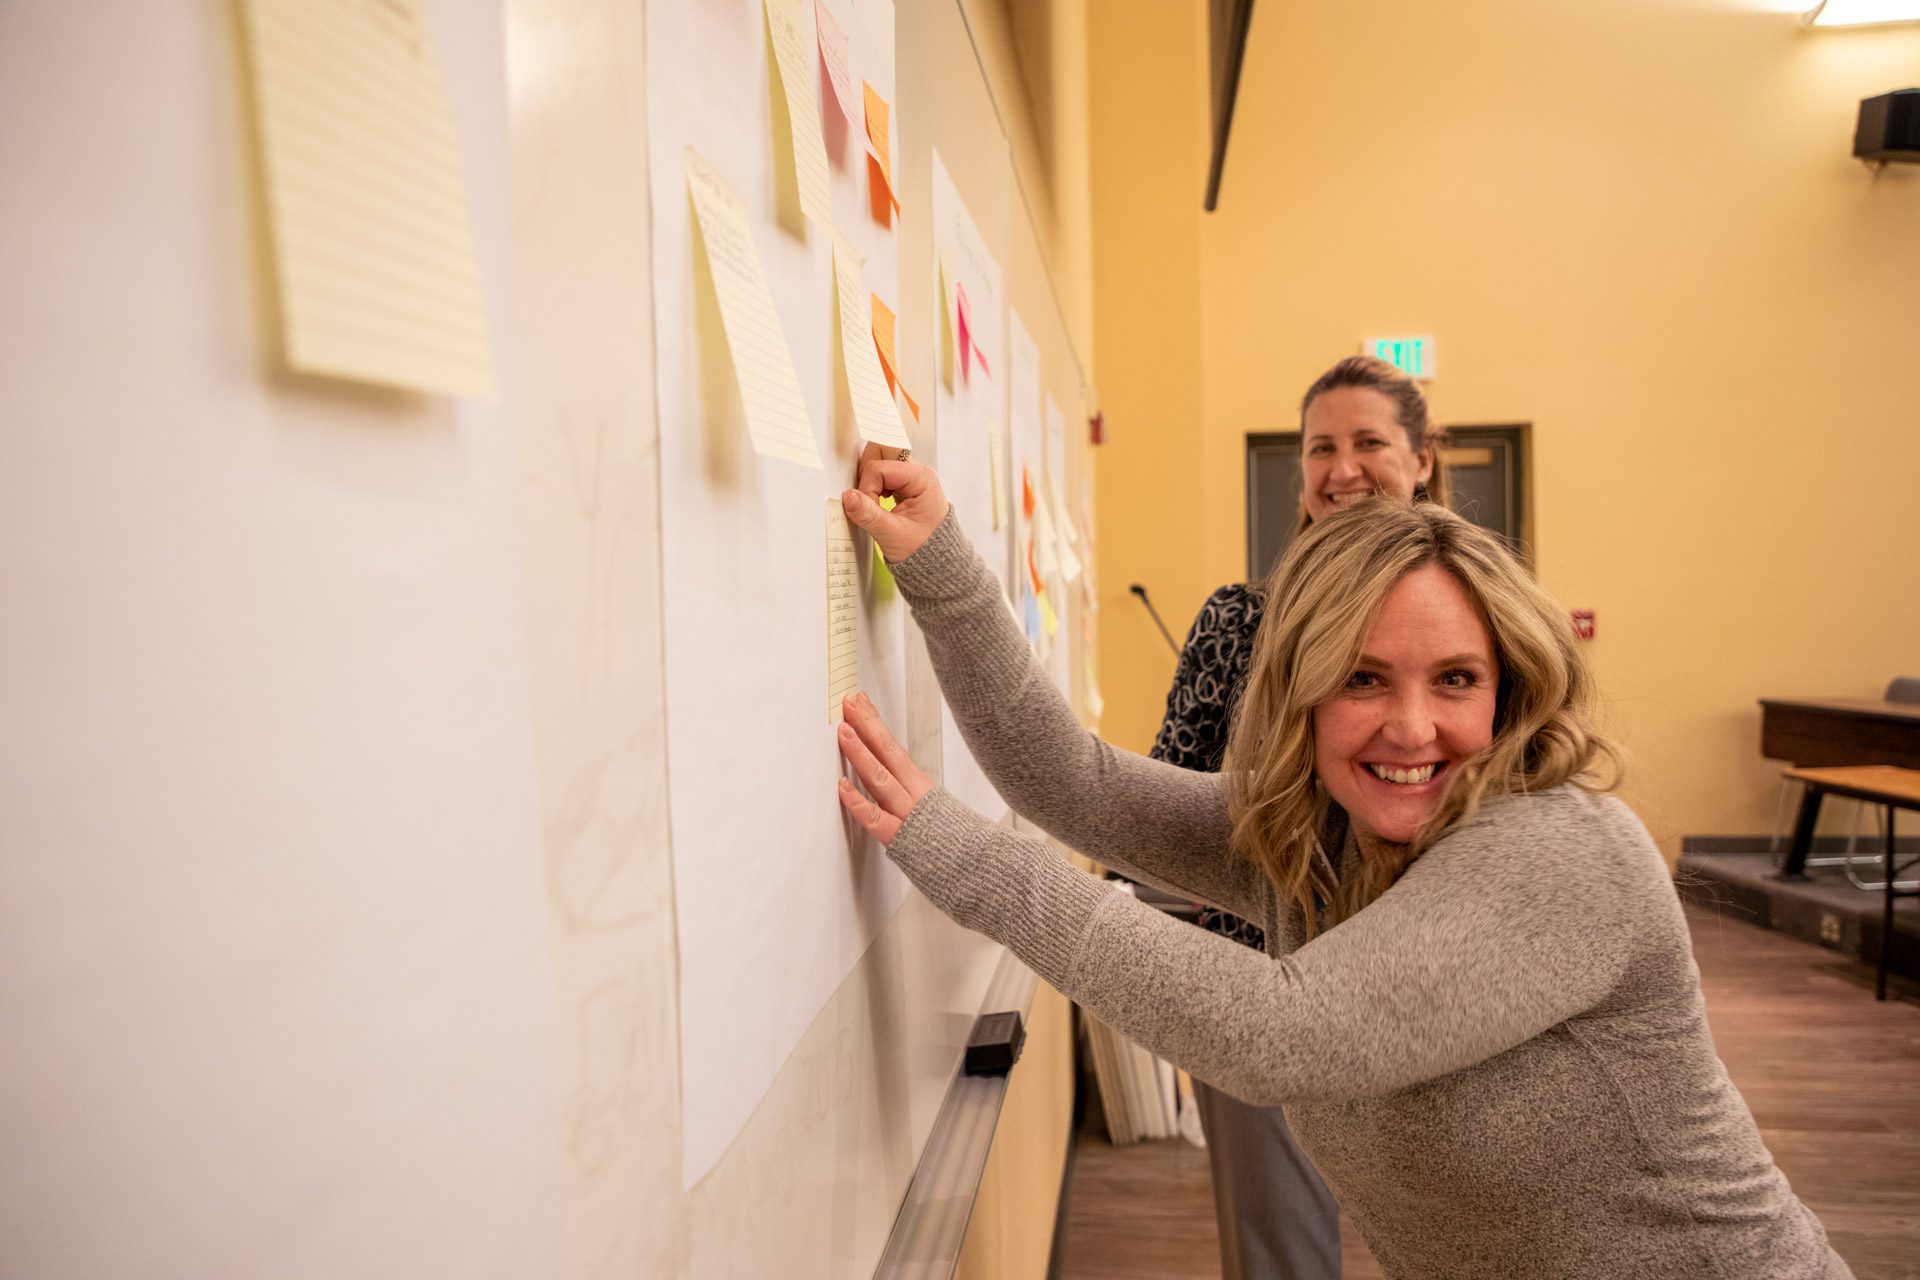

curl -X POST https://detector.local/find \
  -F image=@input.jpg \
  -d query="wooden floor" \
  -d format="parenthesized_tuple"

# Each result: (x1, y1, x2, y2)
(1053, 902, 1920, 1280)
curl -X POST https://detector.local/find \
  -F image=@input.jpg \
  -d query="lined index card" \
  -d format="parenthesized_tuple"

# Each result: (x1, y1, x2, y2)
(815, 0, 855, 121)
(826, 499, 861, 721)
(766, 0, 833, 224)
(240, 0, 493, 397)
(686, 147, 821, 468)
(831, 232, 912, 450)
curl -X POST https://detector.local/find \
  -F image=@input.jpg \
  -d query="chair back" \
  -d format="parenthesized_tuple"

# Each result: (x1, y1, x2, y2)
(1886, 676, 1920, 705)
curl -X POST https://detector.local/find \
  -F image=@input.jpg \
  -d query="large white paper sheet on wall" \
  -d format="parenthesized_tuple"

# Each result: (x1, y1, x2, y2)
(1042, 393, 1073, 692)
(929, 149, 1010, 822)
(1007, 312, 1044, 652)
(645, 0, 914, 1189)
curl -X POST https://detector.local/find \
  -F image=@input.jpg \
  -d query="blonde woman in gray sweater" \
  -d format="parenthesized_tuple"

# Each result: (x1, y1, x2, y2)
(833, 457, 1849, 1279)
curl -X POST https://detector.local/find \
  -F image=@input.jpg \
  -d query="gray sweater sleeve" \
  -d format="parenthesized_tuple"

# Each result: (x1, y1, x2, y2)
(891, 783, 1655, 1106)
(889, 511, 1270, 921)
(887, 512, 1658, 1105)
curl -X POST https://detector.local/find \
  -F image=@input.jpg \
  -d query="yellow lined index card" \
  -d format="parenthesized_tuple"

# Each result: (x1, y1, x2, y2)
(687, 147, 822, 469)
(240, 0, 494, 397)
(826, 498, 861, 720)
(766, 0, 834, 224)
(831, 232, 912, 450)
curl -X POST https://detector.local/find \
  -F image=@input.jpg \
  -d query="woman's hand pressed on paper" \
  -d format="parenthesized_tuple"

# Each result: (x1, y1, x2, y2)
(841, 442, 949, 564)
(836, 691, 933, 846)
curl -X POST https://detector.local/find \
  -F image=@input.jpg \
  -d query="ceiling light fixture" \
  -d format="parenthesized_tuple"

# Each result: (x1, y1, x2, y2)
(1804, 0, 1920, 26)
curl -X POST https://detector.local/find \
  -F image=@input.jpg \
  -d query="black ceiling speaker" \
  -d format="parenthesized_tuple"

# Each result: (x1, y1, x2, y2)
(1853, 89, 1920, 163)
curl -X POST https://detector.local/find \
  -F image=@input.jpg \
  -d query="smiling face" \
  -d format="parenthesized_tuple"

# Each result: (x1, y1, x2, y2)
(1301, 386, 1434, 521)
(1312, 564, 1499, 844)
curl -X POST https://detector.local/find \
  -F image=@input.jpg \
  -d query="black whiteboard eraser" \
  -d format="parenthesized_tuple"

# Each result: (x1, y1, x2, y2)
(963, 1010, 1026, 1076)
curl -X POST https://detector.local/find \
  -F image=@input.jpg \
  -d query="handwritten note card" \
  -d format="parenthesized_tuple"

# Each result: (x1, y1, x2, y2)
(240, 0, 493, 397)
(831, 232, 912, 450)
(826, 499, 861, 721)
(815, 0, 855, 121)
(686, 147, 821, 468)
(766, 0, 833, 223)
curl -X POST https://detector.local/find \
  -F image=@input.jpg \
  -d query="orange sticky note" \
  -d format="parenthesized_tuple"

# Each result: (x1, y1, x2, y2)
(871, 293, 900, 395)
(863, 82, 901, 216)
(1021, 464, 1037, 520)
(869, 293, 920, 424)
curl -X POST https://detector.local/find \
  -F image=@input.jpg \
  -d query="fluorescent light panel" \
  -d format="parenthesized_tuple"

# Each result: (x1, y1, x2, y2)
(1805, 0, 1920, 26)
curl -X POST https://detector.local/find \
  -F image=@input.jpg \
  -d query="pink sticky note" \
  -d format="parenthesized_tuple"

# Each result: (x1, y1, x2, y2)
(956, 281, 973, 383)
(815, 0, 855, 121)
(956, 281, 990, 380)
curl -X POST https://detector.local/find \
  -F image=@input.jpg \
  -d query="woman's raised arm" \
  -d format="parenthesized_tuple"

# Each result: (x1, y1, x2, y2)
(841, 453, 1265, 919)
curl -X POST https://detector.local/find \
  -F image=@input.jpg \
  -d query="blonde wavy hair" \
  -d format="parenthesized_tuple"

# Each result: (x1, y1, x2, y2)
(1225, 500, 1621, 935)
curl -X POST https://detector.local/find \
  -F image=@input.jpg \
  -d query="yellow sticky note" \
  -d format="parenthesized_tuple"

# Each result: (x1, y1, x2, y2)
(1049, 489, 1084, 583)
(827, 499, 861, 721)
(240, 0, 493, 397)
(1031, 481, 1062, 580)
(1038, 588, 1059, 637)
(686, 147, 821, 468)
(831, 232, 912, 450)
(765, 0, 833, 224)
(936, 254, 957, 392)
(987, 417, 1008, 531)
(870, 541, 895, 601)
(1083, 656, 1104, 720)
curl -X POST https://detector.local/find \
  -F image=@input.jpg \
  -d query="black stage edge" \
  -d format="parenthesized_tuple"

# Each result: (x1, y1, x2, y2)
(1677, 838, 1920, 987)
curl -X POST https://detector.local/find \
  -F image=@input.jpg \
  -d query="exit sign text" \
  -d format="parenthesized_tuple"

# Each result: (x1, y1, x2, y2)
(1362, 336, 1436, 380)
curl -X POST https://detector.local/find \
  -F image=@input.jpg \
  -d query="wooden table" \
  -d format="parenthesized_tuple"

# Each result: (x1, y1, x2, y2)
(1760, 697, 1920, 878)
(1782, 766, 1920, 1000)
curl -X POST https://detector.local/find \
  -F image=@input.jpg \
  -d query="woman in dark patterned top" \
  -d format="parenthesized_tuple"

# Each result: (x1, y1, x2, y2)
(1148, 355, 1451, 1280)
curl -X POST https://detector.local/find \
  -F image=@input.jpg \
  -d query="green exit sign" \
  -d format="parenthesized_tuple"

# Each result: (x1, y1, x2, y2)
(1363, 336, 1436, 380)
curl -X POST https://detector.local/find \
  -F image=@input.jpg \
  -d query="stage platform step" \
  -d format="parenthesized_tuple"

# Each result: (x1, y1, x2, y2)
(1676, 842, 1920, 986)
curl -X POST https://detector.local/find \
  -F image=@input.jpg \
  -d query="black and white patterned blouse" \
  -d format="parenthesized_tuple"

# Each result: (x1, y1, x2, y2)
(1148, 583, 1268, 950)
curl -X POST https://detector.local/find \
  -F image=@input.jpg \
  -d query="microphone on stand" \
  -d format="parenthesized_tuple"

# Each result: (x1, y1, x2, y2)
(1128, 584, 1182, 657)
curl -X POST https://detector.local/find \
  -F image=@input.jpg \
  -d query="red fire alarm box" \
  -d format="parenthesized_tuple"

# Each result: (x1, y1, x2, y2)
(1571, 610, 1596, 641)
(1089, 411, 1105, 445)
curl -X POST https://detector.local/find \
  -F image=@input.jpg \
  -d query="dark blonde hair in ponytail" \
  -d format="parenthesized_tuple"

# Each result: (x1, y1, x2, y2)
(1295, 355, 1450, 533)
(1225, 499, 1620, 936)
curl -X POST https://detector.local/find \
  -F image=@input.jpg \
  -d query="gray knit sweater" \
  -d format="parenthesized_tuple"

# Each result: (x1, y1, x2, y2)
(886, 514, 1850, 1280)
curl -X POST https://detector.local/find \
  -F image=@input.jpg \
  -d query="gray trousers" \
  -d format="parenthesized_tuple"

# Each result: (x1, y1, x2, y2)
(1191, 1078, 1341, 1280)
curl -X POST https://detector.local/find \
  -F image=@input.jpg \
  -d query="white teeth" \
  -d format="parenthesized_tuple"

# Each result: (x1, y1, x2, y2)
(1328, 490, 1377, 505)
(1367, 763, 1437, 784)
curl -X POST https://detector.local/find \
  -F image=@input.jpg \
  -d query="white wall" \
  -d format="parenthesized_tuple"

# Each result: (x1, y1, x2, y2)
(0, 4, 561, 1276)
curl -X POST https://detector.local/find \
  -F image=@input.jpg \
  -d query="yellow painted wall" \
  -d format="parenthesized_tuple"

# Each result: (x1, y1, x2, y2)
(1087, 4, 1215, 754)
(1092, 0, 1920, 852)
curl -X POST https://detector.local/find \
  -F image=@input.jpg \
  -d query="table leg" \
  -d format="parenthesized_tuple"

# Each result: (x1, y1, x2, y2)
(1776, 785, 1823, 880)
(1881, 805, 1895, 1002)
